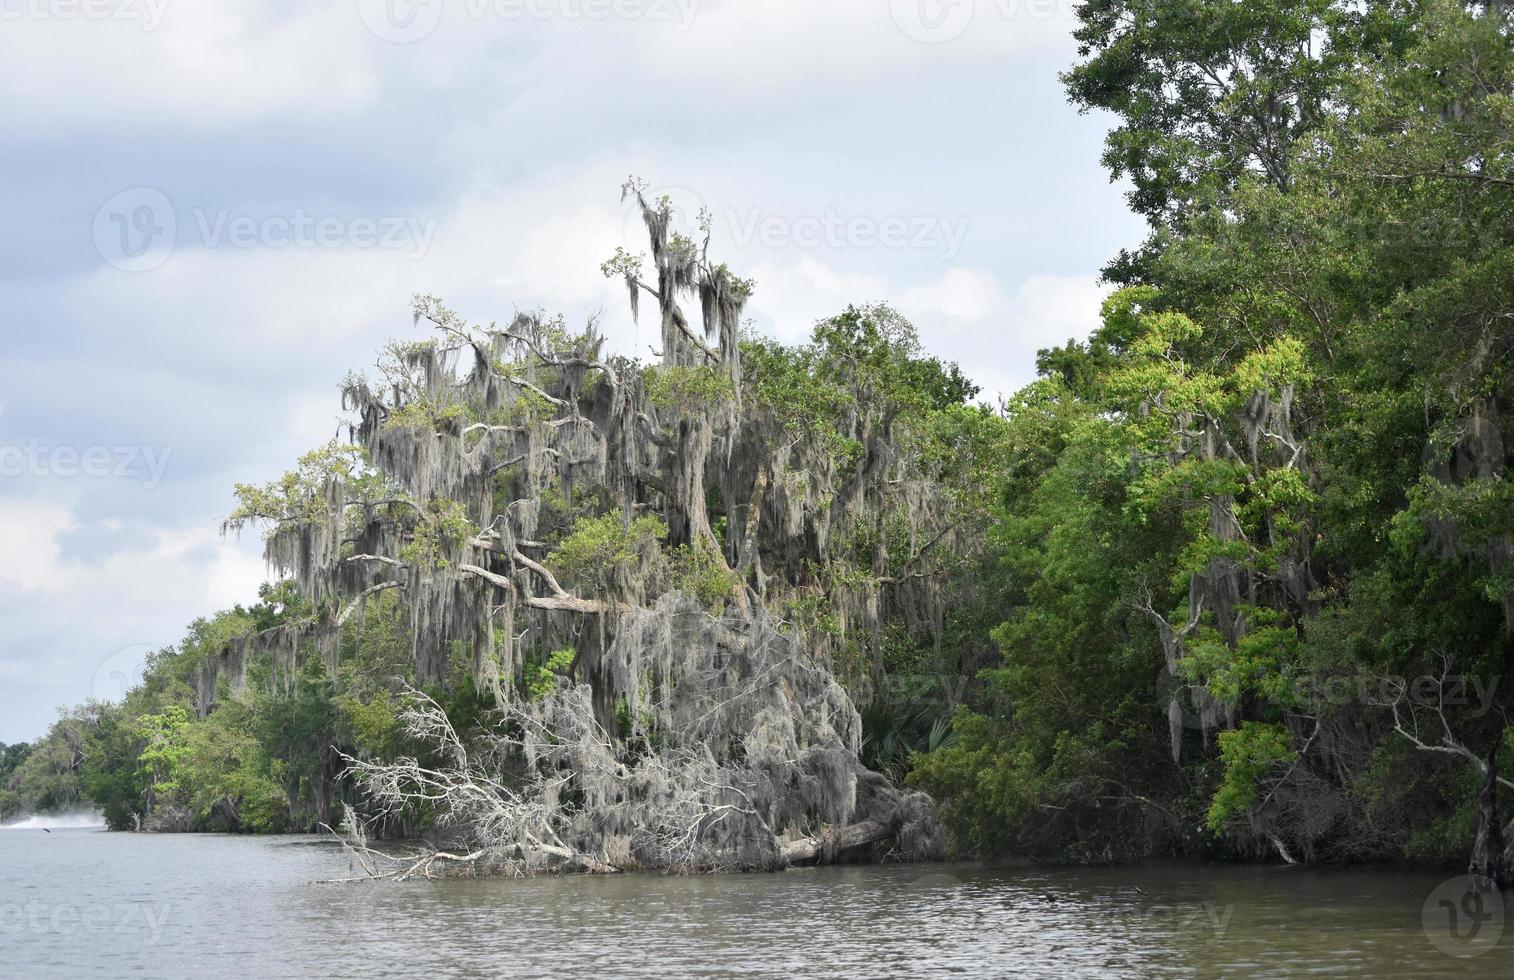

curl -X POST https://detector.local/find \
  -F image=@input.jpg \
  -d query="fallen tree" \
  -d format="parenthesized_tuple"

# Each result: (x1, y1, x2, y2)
(336, 616, 941, 875)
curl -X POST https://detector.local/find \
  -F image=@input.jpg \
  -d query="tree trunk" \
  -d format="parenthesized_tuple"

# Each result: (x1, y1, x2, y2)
(1470, 740, 1508, 888)
(779, 819, 893, 865)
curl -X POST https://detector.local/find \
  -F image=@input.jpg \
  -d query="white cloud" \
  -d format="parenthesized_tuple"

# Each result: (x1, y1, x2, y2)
(739, 259, 1106, 401)
(1003, 272, 1110, 353)
(0, 0, 1080, 136)
(0, 4, 382, 131)
(901, 268, 1009, 326)
(0, 655, 84, 688)
(0, 488, 267, 738)
(77, 246, 413, 355)
(613, 0, 1079, 98)
(0, 498, 75, 593)
(970, 272, 1109, 399)
(68, 155, 664, 367)
(741, 255, 1010, 349)
(0, 497, 265, 641)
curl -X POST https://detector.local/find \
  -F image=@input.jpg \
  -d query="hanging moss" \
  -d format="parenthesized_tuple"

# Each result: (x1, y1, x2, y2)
(221, 180, 977, 871)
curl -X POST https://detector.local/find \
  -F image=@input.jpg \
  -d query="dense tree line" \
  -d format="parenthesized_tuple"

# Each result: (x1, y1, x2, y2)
(5, 297, 1000, 865)
(6, 0, 1511, 882)
(911, 0, 1514, 877)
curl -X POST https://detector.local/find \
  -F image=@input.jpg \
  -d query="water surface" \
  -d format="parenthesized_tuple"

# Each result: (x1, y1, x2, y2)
(1, 828, 1509, 977)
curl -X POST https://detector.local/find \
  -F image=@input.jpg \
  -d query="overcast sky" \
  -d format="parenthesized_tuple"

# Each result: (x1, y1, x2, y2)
(0, 0, 1145, 742)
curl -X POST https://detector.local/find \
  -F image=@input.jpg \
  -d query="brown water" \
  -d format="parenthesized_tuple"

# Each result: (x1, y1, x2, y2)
(1, 827, 1510, 977)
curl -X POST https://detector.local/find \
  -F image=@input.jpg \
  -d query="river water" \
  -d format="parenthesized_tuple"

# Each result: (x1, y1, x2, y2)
(1, 826, 1511, 978)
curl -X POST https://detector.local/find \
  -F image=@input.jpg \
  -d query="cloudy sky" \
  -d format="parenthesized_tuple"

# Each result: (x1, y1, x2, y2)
(0, 0, 1144, 742)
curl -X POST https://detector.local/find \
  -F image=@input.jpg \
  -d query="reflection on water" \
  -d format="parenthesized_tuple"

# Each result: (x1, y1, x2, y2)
(1, 829, 1510, 978)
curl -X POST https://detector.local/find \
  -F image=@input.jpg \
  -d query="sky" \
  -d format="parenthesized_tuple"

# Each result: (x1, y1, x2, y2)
(0, 0, 1145, 743)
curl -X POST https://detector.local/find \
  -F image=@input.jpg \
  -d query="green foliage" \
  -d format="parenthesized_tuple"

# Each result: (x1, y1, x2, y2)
(4, 711, 96, 818)
(133, 706, 192, 803)
(668, 543, 738, 608)
(742, 303, 980, 463)
(861, 700, 955, 784)
(0, 743, 33, 820)
(228, 442, 377, 532)
(643, 365, 735, 414)
(1062, 0, 1413, 279)
(81, 703, 145, 830)
(741, 304, 1007, 695)
(550, 512, 668, 594)
(1180, 606, 1301, 709)
(1207, 723, 1297, 832)
(398, 497, 475, 569)
(337, 691, 404, 760)
(917, 1, 1514, 867)
(26, 586, 419, 832)
(180, 699, 288, 832)
(383, 400, 468, 434)
(527, 649, 577, 701)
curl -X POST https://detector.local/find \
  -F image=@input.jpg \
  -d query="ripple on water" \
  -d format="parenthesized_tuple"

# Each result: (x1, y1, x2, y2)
(1, 835, 1512, 978)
